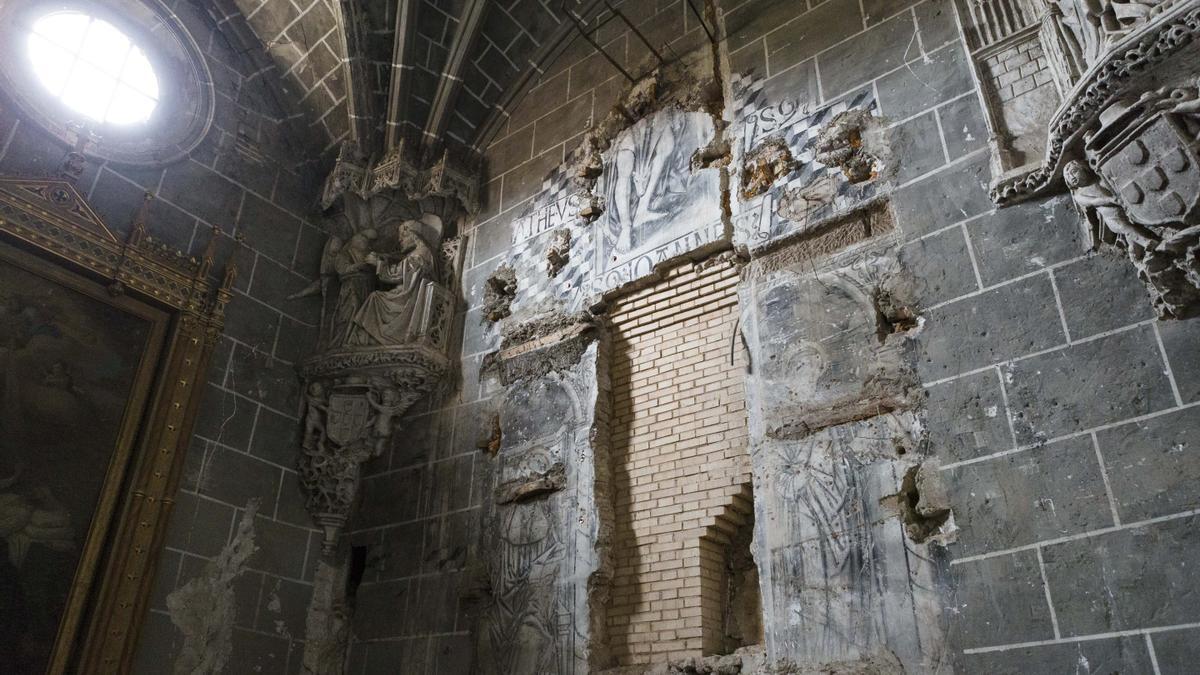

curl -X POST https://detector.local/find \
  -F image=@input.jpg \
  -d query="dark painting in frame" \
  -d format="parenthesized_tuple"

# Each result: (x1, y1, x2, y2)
(0, 175, 234, 674)
(0, 240, 169, 673)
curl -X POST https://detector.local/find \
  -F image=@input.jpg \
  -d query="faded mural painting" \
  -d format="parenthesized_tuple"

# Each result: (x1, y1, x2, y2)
(595, 108, 723, 287)
(473, 337, 610, 674)
(497, 106, 724, 319)
(741, 250, 945, 671)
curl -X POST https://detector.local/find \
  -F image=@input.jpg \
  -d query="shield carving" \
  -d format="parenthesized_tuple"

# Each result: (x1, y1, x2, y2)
(1100, 114, 1200, 228)
(326, 393, 370, 446)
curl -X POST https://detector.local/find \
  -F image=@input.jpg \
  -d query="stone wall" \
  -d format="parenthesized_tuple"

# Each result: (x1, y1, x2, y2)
(346, 0, 1200, 673)
(0, 1, 329, 671)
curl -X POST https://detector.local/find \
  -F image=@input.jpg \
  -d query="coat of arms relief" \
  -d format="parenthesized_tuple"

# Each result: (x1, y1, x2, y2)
(961, 0, 1200, 318)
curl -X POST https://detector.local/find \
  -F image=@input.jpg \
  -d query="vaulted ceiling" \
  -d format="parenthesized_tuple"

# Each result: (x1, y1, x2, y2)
(230, 0, 610, 161)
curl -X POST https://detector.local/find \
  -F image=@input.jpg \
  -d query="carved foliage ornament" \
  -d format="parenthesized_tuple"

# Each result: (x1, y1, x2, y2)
(319, 140, 481, 215)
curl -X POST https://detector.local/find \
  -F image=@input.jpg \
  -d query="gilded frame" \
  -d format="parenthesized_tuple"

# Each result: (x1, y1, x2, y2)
(0, 175, 234, 673)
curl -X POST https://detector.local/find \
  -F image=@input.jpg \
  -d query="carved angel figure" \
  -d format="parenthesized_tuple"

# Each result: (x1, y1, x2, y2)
(289, 229, 379, 349)
(1063, 159, 1159, 253)
(301, 382, 329, 452)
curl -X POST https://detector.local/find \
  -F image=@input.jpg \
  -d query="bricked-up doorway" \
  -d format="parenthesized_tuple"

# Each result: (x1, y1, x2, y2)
(605, 254, 755, 667)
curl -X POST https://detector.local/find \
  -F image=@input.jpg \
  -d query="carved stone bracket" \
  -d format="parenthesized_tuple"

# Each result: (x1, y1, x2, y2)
(298, 345, 449, 552)
(293, 186, 462, 552)
(989, 1, 1200, 318)
(992, 1, 1200, 205)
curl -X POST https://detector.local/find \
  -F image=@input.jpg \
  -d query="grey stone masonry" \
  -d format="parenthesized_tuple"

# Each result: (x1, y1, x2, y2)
(348, 0, 1200, 672)
(0, 1, 330, 670)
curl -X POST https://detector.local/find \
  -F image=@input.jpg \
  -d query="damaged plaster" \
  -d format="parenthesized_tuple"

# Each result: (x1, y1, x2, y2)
(740, 138, 796, 200)
(166, 501, 259, 675)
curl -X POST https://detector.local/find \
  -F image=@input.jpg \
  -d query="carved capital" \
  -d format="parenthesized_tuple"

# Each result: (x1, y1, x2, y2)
(319, 140, 480, 218)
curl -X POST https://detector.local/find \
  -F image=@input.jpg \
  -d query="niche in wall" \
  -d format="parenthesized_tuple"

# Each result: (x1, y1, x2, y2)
(700, 483, 763, 656)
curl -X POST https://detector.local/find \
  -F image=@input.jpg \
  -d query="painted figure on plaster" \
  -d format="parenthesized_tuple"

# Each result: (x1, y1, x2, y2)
(769, 419, 875, 661)
(481, 446, 569, 675)
(603, 107, 712, 255)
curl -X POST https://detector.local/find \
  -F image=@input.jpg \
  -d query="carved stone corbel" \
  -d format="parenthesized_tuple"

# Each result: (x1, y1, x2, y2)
(294, 188, 463, 552)
(987, 1, 1200, 318)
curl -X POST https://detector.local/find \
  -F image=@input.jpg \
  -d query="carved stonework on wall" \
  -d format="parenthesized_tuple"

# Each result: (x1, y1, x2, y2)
(984, 0, 1200, 317)
(319, 140, 480, 214)
(954, 1, 1187, 184)
(952, 0, 1067, 180)
(1065, 91, 1200, 317)
(293, 191, 461, 552)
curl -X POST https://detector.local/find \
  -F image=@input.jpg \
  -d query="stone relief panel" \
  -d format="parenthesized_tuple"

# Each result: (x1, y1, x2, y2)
(729, 78, 883, 252)
(470, 335, 611, 674)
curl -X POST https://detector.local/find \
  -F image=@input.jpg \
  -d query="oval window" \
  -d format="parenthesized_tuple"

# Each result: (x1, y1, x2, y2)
(0, 0, 215, 167)
(28, 12, 160, 126)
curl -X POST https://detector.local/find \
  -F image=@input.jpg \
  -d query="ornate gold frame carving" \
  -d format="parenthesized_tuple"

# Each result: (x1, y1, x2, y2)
(0, 176, 234, 674)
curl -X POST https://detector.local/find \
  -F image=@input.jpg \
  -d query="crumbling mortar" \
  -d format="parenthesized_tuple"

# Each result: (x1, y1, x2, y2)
(742, 199, 899, 279)
(885, 463, 954, 545)
(482, 312, 606, 386)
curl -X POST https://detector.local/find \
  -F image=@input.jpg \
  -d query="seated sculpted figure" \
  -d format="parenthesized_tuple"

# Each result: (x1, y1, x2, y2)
(345, 222, 438, 347)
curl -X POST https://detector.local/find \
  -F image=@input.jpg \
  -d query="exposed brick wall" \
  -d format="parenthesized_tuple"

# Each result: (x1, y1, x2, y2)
(982, 38, 1054, 104)
(605, 256, 752, 665)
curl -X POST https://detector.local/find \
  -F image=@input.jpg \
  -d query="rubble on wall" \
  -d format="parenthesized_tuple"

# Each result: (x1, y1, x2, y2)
(483, 264, 518, 323)
(886, 464, 955, 545)
(547, 228, 572, 277)
(596, 645, 907, 674)
(740, 138, 796, 200)
(812, 110, 888, 185)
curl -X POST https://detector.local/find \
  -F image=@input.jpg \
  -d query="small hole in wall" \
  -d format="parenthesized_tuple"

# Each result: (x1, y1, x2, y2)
(345, 545, 369, 606)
